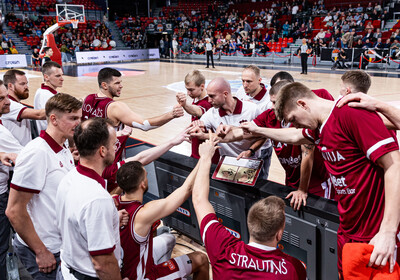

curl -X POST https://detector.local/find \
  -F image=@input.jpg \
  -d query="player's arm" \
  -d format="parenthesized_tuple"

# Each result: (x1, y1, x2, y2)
(240, 122, 312, 144)
(91, 253, 122, 280)
(337, 93, 400, 130)
(125, 127, 190, 166)
(236, 138, 266, 160)
(286, 144, 314, 210)
(146, 104, 183, 126)
(20, 108, 46, 120)
(192, 133, 219, 225)
(134, 161, 200, 236)
(368, 150, 400, 272)
(108, 102, 183, 131)
(176, 92, 204, 117)
(6, 190, 56, 273)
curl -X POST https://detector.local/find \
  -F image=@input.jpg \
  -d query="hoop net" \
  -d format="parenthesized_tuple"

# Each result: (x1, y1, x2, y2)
(70, 19, 79, 29)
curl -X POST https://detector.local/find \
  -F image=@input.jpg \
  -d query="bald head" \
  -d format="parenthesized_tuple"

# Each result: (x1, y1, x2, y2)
(207, 77, 231, 94)
(206, 77, 232, 108)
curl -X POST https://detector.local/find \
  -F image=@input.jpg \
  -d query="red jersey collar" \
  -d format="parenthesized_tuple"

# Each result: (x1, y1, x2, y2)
(76, 163, 106, 189)
(219, 97, 243, 117)
(39, 130, 63, 153)
(251, 83, 267, 101)
(41, 83, 57, 95)
(8, 95, 18, 102)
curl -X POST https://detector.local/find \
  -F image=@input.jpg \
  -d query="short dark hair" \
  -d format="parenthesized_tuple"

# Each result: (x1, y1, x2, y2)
(45, 93, 82, 118)
(74, 118, 113, 158)
(247, 196, 285, 242)
(98, 67, 122, 87)
(269, 80, 292, 97)
(270, 71, 294, 87)
(42, 61, 61, 76)
(341, 70, 371, 93)
(43, 47, 52, 54)
(116, 161, 146, 194)
(3, 69, 25, 89)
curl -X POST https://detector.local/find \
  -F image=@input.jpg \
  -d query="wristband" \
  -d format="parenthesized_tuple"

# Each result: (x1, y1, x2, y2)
(248, 148, 255, 157)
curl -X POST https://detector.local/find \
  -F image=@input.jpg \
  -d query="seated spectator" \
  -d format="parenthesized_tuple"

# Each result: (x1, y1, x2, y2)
(373, 28, 382, 40)
(323, 12, 332, 22)
(374, 38, 384, 49)
(364, 39, 373, 48)
(314, 29, 326, 42)
(1, 40, 9, 53)
(363, 29, 374, 42)
(356, 3, 363, 13)
(191, 138, 307, 279)
(390, 39, 400, 57)
(282, 21, 290, 37)
(31, 48, 40, 66)
(342, 21, 350, 33)
(354, 39, 365, 48)
(383, 38, 392, 49)
(328, 37, 338, 48)
(324, 29, 332, 42)
(9, 45, 18, 54)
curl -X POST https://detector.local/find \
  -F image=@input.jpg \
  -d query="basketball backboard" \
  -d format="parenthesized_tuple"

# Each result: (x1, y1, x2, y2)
(56, 4, 85, 26)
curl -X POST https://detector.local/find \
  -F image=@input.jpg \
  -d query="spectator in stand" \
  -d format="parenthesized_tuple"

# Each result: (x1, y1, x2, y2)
(9, 45, 18, 54)
(1, 40, 9, 53)
(328, 37, 338, 48)
(373, 28, 382, 41)
(383, 38, 392, 49)
(364, 39, 373, 48)
(341, 29, 356, 48)
(271, 29, 279, 42)
(282, 21, 290, 37)
(323, 12, 332, 22)
(390, 39, 400, 58)
(374, 38, 384, 49)
(363, 29, 374, 42)
(356, 4, 363, 13)
(314, 29, 326, 42)
(342, 21, 350, 33)
(380, 10, 389, 29)
(354, 39, 364, 48)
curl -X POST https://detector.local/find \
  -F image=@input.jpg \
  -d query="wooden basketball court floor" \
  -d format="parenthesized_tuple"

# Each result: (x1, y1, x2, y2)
(2, 61, 400, 278)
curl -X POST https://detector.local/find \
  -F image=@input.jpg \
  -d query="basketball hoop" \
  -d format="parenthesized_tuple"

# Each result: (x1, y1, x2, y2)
(70, 19, 79, 29)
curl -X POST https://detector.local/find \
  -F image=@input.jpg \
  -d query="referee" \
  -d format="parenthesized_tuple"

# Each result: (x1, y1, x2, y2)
(297, 38, 311, 75)
(205, 39, 215, 68)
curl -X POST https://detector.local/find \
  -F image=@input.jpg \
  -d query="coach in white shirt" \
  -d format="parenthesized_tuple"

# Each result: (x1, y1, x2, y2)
(0, 80, 23, 279)
(190, 77, 262, 158)
(2, 69, 46, 146)
(34, 61, 64, 132)
(6, 93, 82, 280)
(57, 118, 121, 280)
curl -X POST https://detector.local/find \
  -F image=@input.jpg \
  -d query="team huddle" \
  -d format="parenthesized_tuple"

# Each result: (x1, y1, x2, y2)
(0, 62, 399, 280)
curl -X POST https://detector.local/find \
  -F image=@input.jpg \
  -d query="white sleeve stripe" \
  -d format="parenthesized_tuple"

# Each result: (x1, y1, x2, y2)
(366, 137, 395, 159)
(202, 220, 219, 245)
(305, 129, 314, 141)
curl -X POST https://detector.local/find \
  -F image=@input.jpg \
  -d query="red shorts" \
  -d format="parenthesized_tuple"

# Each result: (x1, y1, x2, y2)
(337, 230, 400, 278)
(149, 255, 192, 280)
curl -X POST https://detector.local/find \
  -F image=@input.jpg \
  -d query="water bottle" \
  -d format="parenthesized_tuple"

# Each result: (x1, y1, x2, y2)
(6, 252, 20, 280)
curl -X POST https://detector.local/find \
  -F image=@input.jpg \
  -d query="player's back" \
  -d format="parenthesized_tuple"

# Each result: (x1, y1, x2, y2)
(212, 242, 307, 280)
